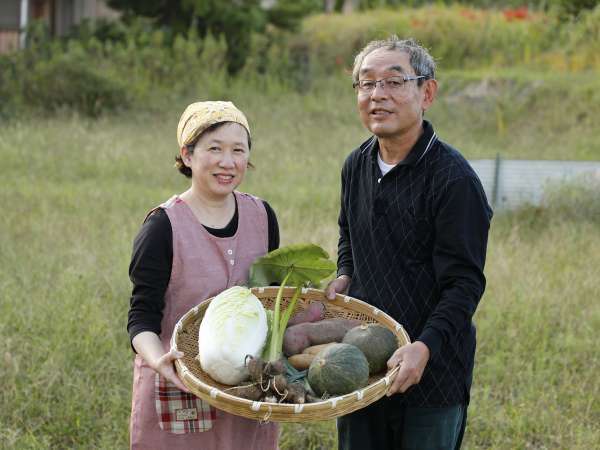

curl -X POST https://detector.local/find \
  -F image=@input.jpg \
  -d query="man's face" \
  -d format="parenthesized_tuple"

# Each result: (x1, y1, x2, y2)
(356, 49, 435, 139)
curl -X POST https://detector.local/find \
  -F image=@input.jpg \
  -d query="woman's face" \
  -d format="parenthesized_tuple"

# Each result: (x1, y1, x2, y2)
(182, 122, 250, 200)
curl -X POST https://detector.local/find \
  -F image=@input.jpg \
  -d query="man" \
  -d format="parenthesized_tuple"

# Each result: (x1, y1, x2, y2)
(325, 37, 493, 450)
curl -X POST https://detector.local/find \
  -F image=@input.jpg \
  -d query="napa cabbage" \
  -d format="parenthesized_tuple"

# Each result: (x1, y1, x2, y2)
(197, 286, 267, 385)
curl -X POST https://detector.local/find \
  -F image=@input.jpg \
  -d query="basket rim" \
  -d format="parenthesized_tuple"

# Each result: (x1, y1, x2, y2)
(171, 286, 410, 422)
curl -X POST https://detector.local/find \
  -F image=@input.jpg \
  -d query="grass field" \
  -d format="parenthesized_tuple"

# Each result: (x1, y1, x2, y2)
(1, 71, 599, 449)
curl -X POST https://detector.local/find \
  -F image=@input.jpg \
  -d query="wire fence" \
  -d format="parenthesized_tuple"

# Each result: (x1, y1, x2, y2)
(470, 156, 600, 210)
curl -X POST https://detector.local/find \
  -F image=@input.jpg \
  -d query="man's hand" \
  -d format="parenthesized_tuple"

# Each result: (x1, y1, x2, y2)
(386, 341, 430, 396)
(325, 275, 351, 300)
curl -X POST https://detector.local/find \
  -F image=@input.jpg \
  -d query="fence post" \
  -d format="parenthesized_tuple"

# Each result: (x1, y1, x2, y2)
(492, 152, 501, 208)
(19, 0, 29, 50)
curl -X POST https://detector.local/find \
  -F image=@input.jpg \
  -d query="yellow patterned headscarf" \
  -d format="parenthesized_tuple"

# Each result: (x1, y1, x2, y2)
(177, 101, 250, 148)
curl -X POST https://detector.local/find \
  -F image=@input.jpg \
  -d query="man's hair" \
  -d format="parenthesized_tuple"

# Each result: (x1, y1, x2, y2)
(352, 36, 436, 85)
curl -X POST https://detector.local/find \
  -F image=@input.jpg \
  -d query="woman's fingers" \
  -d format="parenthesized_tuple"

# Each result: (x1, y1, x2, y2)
(166, 348, 185, 362)
(167, 370, 191, 393)
(157, 349, 190, 393)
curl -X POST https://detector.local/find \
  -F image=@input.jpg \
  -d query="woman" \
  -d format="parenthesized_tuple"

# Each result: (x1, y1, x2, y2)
(127, 101, 280, 449)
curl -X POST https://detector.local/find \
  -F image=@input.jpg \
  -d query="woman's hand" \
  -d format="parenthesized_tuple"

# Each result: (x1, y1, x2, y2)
(325, 275, 351, 300)
(132, 331, 190, 393)
(386, 341, 430, 396)
(152, 348, 190, 393)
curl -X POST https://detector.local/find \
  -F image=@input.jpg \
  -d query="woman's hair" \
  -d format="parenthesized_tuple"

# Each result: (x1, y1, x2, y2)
(175, 121, 253, 178)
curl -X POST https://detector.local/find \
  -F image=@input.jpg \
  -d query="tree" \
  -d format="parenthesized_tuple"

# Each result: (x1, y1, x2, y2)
(556, 0, 600, 17)
(107, 0, 320, 76)
(342, 0, 360, 13)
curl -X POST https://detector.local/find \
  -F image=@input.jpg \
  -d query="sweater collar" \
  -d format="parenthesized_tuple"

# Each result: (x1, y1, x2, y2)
(362, 120, 437, 168)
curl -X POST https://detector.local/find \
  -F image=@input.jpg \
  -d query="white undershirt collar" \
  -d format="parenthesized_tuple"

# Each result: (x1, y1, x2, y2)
(377, 152, 397, 177)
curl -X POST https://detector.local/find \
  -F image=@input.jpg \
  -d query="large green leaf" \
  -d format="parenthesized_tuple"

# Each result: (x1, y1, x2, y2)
(248, 243, 336, 288)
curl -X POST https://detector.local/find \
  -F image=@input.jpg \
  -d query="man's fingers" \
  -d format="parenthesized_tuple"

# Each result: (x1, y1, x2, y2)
(387, 374, 405, 396)
(395, 365, 422, 394)
(326, 276, 350, 300)
(387, 355, 400, 370)
(325, 284, 336, 300)
(387, 347, 405, 370)
(391, 374, 418, 395)
(326, 280, 342, 300)
(387, 364, 407, 396)
(398, 377, 416, 394)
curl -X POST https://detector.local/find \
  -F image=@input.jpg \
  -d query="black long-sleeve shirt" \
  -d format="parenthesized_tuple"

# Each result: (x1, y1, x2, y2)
(337, 120, 492, 407)
(127, 200, 279, 344)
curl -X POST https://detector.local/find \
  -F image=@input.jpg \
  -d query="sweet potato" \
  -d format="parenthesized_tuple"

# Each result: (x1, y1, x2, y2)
(288, 353, 315, 370)
(302, 343, 336, 356)
(287, 302, 326, 326)
(283, 318, 362, 356)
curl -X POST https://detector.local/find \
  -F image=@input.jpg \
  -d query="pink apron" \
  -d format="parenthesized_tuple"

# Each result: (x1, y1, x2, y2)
(130, 191, 279, 450)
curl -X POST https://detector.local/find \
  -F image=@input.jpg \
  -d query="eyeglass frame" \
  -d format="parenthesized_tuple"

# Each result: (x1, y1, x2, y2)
(353, 75, 428, 93)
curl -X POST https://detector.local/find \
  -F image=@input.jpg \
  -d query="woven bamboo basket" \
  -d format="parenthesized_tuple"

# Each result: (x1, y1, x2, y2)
(171, 286, 410, 422)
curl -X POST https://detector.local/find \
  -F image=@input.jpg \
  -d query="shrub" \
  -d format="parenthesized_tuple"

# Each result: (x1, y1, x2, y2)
(21, 51, 129, 117)
(554, 0, 600, 18)
(0, 21, 231, 118)
(542, 174, 600, 225)
(501, 174, 600, 234)
(253, 4, 600, 80)
(560, 4, 600, 70)
(2, 5, 598, 118)
(292, 5, 557, 76)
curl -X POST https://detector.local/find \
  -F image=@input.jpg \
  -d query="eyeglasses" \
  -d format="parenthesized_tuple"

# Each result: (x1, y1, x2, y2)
(353, 75, 427, 93)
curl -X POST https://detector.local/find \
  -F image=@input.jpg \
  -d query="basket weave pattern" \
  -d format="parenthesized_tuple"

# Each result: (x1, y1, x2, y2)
(171, 287, 410, 422)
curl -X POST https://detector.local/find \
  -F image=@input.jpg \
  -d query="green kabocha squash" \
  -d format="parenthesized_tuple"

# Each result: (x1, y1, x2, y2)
(307, 343, 369, 397)
(342, 324, 398, 375)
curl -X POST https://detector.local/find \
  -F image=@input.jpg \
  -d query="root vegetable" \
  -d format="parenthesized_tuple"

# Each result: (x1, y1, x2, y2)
(264, 395, 278, 403)
(246, 355, 266, 382)
(306, 393, 321, 403)
(302, 343, 336, 356)
(265, 358, 286, 376)
(288, 353, 315, 370)
(283, 318, 362, 356)
(272, 374, 289, 395)
(287, 302, 326, 326)
(286, 382, 307, 404)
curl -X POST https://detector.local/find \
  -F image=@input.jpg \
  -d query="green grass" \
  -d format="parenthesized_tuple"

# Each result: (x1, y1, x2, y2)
(1, 71, 599, 449)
